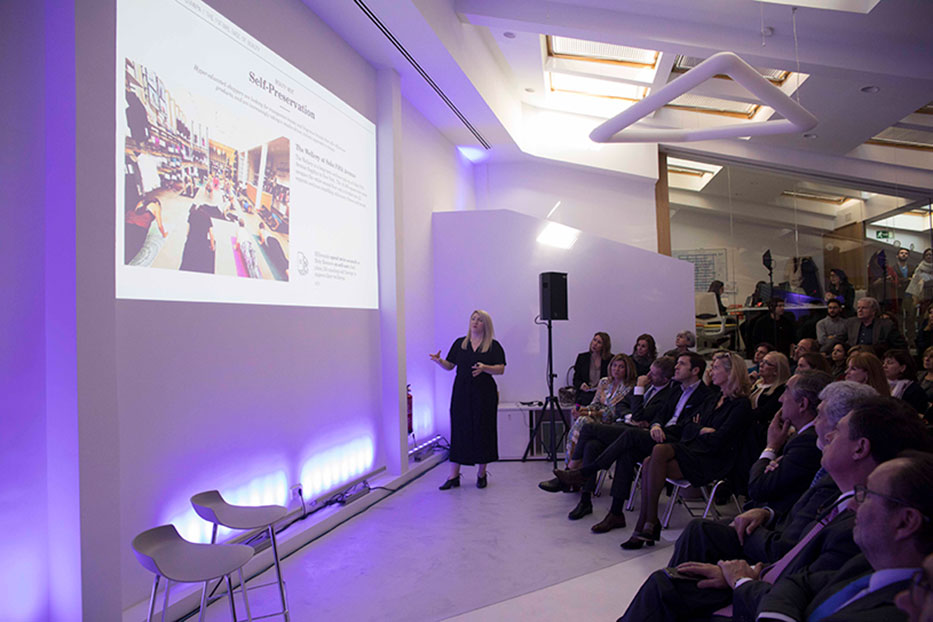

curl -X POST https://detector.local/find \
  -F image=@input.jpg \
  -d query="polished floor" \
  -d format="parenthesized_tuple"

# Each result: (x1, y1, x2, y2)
(204, 459, 722, 621)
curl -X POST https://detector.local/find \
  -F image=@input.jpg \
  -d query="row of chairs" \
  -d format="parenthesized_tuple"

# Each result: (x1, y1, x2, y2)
(593, 461, 742, 528)
(132, 491, 291, 622)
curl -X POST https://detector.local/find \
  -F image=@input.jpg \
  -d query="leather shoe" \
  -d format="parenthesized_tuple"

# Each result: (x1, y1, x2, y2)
(567, 499, 593, 520)
(591, 512, 627, 533)
(621, 523, 660, 549)
(538, 477, 565, 493)
(554, 468, 585, 488)
(477, 474, 487, 489)
(438, 476, 460, 490)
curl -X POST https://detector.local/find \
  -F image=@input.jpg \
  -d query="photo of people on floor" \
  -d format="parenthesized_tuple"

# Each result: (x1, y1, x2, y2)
(122, 57, 291, 282)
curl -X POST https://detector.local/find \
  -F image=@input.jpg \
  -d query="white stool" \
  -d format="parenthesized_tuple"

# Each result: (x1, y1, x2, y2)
(191, 490, 289, 621)
(132, 524, 253, 622)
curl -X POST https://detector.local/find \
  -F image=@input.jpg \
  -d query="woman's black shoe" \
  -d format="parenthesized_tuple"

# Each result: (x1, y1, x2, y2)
(568, 499, 593, 520)
(439, 476, 460, 490)
(620, 523, 660, 549)
(477, 474, 488, 489)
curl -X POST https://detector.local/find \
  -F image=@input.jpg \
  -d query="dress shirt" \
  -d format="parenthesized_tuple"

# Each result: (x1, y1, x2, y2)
(624, 382, 669, 423)
(665, 379, 700, 427)
(857, 321, 874, 345)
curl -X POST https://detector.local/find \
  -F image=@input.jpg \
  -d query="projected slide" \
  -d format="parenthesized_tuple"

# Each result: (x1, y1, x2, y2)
(116, 0, 378, 308)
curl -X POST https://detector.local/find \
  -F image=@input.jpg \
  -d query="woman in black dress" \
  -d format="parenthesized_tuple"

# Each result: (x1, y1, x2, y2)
(622, 350, 751, 548)
(572, 332, 612, 406)
(431, 309, 506, 489)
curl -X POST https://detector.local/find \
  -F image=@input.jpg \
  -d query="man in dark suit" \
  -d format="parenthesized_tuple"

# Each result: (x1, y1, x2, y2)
(537, 356, 677, 498)
(756, 449, 933, 622)
(616, 397, 930, 622)
(846, 296, 908, 357)
(552, 352, 712, 531)
(745, 370, 830, 517)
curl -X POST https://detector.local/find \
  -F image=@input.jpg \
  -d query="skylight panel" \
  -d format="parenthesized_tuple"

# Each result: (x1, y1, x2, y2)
(666, 93, 759, 117)
(549, 73, 648, 101)
(549, 36, 659, 67)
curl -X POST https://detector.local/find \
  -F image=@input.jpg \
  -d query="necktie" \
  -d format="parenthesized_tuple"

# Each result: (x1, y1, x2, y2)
(760, 503, 842, 583)
(809, 467, 828, 489)
(645, 386, 657, 403)
(807, 574, 872, 622)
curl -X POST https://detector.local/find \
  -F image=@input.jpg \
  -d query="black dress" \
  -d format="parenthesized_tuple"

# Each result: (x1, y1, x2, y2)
(447, 337, 506, 465)
(672, 394, 752, 487)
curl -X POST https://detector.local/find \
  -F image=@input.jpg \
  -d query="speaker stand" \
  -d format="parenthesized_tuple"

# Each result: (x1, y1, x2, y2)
(522, 317, 569, 467)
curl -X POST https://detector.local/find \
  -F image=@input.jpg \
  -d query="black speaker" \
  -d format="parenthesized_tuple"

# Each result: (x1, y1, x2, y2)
(540, 272, 568, 321)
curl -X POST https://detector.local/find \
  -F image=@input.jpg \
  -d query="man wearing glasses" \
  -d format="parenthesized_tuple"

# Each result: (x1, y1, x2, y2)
(757, 449, 933, 621)
(896, 552, 933, 622)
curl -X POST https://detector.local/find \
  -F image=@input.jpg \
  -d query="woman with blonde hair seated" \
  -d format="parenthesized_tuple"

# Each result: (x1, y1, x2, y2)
(565, 353, 637, 463)
(748, 351, 790, 446)
(844, 350, 891, 396)
(622, 351, 751, 549)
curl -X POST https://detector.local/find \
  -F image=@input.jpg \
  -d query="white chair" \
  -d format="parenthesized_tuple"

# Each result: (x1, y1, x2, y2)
(661, 478, 742, 528)
(191, 490, 290, 621)
(132, 524, 253, 622)
(695, 292, 737, 350)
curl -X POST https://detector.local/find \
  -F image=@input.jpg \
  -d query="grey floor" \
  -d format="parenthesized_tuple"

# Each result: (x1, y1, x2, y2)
(206, 459, 723, 621)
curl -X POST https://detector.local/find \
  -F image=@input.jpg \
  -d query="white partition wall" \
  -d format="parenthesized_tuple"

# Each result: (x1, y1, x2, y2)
(431, 209, 693, 434)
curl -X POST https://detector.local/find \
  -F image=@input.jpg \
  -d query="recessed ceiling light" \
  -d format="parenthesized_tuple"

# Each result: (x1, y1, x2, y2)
(761, 26, 774, 37)
(503, 31, 516, 39)
(524, 88, 535, 93)
(803, 133, 818, 139)
(860, 85, 880, 93)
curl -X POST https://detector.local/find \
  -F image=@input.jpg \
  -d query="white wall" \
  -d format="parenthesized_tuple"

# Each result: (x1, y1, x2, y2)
(432, 209, 693, 433)
(474, 158, 659, 252)
(400, 98, 476, 440)
(670, 208, 826, 305)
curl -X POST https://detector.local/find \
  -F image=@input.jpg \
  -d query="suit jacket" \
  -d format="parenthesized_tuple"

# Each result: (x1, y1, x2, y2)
(731, 509, 860, 622)
(572, 351, 610, 391)
(746, 427, 822, 516)
(845, 316, 908, 356)
(899, 380, 929, 415)
(649, 380, 714, 434)
(742, 474, 841, 564)
(624, 382, 676, 424)
(758, 554, 909, 622)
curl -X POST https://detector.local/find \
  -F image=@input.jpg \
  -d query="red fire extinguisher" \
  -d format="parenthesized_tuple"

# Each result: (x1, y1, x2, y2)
(407, 384, 414, 434)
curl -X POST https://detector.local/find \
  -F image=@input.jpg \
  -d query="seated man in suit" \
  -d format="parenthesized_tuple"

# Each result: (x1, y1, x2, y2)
(616, 394, 928, 622)
(550, 352, 712, 530)
(847, 296, 908, 357)
(745, 370, 832, 518)
(537, 356, 677, 497)
(756, 449, 933, 622)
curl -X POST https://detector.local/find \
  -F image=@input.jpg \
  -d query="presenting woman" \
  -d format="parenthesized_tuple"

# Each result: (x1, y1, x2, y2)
(431, 310, 506, 490)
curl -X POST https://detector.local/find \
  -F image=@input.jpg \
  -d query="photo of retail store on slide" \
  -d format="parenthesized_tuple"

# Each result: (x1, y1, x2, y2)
(123, 58, 291, 281)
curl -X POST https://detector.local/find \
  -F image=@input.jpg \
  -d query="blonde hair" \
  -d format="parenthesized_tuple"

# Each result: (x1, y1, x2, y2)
(461, 309, 495, 353)
(764, 351, 792, 385)
(711, 350, 751, 398)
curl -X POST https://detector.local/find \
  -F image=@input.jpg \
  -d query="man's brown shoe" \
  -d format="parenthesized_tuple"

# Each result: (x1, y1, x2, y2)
(591, 511, 627, 533)
(553, 468, 585, 488)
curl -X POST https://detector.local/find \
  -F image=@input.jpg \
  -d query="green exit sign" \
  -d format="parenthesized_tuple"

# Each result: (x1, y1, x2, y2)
(876, 230, 892, 240)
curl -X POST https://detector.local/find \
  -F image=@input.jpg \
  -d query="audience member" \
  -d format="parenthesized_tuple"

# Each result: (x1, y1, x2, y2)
(709, 280, 728, 316)
(883, 349, 928, 414)
(918, 347, 933, 409)
(631, 334, 658, 376)
(828, 342, 848, 379)
(797, 351, 831, 374)
(846, 296, 908, 357)
(663, 330, 695, 358)
(816, 299, 848, 348)
(748, 342, 774, 380)
(564, 354, 636, 463)
(846, 350, 892, 396)
(749, 352, 790, 446)
(895, 550, 933, 622)
(572, 332, 612, 406)
(824, 268, 856, 316)
(917, 305, 933, 357)
(550, 354, 711, 531)
(895, 247, 918, 343)
(751, 299, 797, 357)
(621, 351, 751, 550)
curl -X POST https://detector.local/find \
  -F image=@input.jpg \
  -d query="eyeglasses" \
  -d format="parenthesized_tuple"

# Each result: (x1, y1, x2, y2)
(853, 485, 931, 522)
(910, 569, 933, 602)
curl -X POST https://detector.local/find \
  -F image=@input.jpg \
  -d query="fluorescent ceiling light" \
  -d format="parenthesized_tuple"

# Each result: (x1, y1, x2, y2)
(550, 36, 659, 67)
(537, 221, 580, 250)
(753, 0, 880, 13)
(550, 72, 647, 101)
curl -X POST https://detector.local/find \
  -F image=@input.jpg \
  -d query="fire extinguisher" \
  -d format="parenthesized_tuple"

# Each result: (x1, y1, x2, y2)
(406, 384, 414, 434)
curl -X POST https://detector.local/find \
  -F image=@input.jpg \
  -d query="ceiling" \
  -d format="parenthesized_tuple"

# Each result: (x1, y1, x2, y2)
(301, 0, 933, 224)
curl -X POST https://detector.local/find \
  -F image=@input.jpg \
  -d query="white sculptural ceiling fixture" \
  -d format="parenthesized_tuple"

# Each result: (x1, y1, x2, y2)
(589, 51, 818, 144)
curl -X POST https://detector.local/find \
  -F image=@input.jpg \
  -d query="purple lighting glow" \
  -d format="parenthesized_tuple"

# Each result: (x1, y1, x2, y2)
(299, 436, 375, 500)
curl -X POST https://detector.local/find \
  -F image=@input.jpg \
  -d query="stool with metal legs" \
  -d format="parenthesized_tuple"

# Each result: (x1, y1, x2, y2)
(132, 524, 253, 622)
(191, 490, 290, 621)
